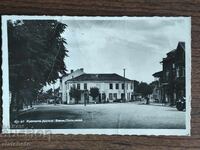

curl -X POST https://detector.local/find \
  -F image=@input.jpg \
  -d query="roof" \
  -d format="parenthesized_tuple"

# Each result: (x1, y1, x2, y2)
(161, 42, 185, 63)
(178, 42, 185, 50)
(167, 49, 176, 55)
(167, 42, 185, 55)
(152, 71, 163, 77)
(67, 73, 132, 82)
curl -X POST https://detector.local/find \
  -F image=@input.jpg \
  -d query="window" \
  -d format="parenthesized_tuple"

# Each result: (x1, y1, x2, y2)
(109, 93, 113, 100)
(174, 93, 176, 99)
(179, 67, 185, 77)
(84, 83, 87, 90)
(172, 63, 175, 69)
(77, 83, 80, 89)
(182, 68, 185, 77)
(109, 83, 113, 89)
(176, 67, 179, 77)
(131, 83, 133, 90)
(166, 71, 169, 80)
(122, 83, 124, 89)
(113, 93, 117, 100)
(116, 83, 119, 89)
(73, 84, 76, 88)
(179, 67, 183, 77)
(102, 93, 106, 100)
(121, 93, 125, 99)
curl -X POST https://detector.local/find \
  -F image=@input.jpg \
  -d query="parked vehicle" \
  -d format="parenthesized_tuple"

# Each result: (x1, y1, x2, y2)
(176, 97, 185, 111)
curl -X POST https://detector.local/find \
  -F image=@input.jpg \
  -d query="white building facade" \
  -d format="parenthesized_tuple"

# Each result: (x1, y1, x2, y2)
(59, 68, 85, 103)
(60, 69, 134, 104)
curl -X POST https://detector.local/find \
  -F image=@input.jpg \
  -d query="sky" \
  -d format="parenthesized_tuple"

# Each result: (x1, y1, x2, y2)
(45, 17, 190, 90)
(62, 18, 190, 81)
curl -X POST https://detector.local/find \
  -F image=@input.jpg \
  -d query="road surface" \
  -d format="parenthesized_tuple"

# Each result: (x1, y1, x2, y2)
(12, 102, 186, 129)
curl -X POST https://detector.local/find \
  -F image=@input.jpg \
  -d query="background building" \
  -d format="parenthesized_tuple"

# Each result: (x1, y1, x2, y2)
(59, 68, 85, 103)
(60, 69, 134, 104)
(153, 42, 185, 106)
(152, 71, 162, 103)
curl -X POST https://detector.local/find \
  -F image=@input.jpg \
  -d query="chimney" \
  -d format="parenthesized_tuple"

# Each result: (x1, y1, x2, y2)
(80, 68, 84, 72)
(71, 69, 74, 73)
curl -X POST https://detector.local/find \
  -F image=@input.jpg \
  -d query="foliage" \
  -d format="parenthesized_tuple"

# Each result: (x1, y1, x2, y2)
(149, 80, 159, 88)
(69, 87, 82, 104)
(137, 82, 153, 97)
(38, 88, 60, 104)
(133, 80, 140, 93)
(8, 20, 68, 111)
(89, 87, 100, 101)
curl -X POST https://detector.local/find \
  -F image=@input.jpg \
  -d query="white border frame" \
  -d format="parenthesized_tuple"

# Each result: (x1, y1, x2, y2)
(2, 15, 191, 136)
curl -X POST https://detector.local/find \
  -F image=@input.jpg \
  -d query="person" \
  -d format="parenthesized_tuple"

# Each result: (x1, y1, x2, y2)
(146, 96, 150, 105)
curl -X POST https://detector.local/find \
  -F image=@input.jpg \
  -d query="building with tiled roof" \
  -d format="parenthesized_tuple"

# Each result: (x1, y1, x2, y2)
(60, 69, 134, 104)
(152, 42, 185, 105)
(67, 73, 132, 82)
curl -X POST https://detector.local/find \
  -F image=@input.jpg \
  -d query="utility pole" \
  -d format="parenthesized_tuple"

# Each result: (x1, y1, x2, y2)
(123, 68, 126, 102)
(53, 84, 56, 105)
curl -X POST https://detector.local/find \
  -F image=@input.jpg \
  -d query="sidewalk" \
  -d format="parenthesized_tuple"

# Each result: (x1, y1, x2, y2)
(133, 100, 173, 107)
(19, 106, 37, 113)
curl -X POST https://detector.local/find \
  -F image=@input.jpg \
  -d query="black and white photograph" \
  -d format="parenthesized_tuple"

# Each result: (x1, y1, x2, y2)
(2, 16, 191, 135)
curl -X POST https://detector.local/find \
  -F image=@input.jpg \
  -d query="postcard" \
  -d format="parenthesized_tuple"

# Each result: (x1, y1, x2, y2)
(2, 16, 191, 135)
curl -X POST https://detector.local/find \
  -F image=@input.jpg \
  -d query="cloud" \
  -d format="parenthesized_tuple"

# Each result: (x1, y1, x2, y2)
(61, 17, 190, 83)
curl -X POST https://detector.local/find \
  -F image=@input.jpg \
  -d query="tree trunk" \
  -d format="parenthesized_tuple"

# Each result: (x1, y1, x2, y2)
(10, 92, 16, 122)
(16, 91, 20, 112)
(30, 98, 33, 107)
(146, 96, 150, 105)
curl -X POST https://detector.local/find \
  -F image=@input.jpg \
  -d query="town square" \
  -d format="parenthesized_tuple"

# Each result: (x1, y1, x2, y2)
(2, 16, 190, 133)
(13, 102, 185, 129)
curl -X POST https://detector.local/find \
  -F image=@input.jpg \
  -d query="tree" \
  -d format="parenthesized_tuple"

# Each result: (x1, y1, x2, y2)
(8, 20, 68, 112)
(89, 87, 100, 103)
(137, 82, 153, 97)
(69, 87, 81, 104)
(149, 80, 159, 89)
(133, 80, 140, 94)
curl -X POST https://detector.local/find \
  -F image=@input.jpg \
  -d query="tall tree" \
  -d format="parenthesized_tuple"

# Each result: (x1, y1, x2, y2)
(8, 20, 68, 112)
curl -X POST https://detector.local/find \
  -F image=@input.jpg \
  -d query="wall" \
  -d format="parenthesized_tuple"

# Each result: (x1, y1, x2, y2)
(66, 81, 134, 103)
(60, 68, 84, 103)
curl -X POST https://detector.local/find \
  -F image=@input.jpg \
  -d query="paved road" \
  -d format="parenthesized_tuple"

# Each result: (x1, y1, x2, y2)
(12, 103, 186, 129)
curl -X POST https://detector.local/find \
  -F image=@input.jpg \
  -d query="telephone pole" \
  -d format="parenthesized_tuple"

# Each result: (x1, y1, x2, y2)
(123, 68, 126, 102)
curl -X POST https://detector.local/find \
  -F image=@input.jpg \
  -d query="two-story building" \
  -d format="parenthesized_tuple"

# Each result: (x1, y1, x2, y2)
(59, 68, 85, 103)
(60, 69, 134, 104)
(152, 71, 162, 103)
(152, 42, 185, 106)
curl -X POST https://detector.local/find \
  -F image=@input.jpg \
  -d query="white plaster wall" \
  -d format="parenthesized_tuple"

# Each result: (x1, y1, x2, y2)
(65, 81, 134, 104)
(60, 68, 84, 103)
